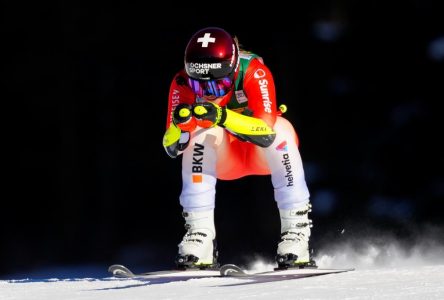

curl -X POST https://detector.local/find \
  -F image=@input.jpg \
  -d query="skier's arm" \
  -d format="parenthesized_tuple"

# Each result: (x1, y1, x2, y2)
(193, 102, 276, 147)
(243, 58, 278, 128)
(163, 72, 196, 158)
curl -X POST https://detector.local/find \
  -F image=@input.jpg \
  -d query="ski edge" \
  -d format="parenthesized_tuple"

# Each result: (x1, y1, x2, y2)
(219, 264, 355, 277)
(108, 264, 222, 278)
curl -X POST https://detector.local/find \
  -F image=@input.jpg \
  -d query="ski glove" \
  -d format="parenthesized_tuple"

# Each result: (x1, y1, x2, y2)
(162, 103, 195, 158)
(173, 103, 197, 132)
(192, 102, 227, 128)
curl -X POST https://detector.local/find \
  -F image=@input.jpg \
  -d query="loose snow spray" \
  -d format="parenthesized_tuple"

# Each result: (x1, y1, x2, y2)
(314, 225, 444, 269)
(247, 259, 276, 273)
(233, 224, 444, 272)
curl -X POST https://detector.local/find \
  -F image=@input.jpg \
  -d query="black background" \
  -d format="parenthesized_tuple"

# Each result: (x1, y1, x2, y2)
(3, 1, 443, 278)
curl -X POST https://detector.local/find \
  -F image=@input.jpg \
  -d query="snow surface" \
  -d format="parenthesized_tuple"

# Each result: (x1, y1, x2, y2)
(2, 239, 444, 300)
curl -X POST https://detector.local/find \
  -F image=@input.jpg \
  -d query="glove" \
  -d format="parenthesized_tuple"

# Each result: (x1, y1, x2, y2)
(173, 103, 197, 132)
(192, 102, 227, 128)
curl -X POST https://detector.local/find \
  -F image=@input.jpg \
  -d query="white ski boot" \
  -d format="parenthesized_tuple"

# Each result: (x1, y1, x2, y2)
(276, 202, 315, 268)
(176, 210, 219, 269)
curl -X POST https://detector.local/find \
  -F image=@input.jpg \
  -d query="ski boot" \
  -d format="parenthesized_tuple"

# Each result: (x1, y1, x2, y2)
(275, 203, 317, 269)
(176, 210, 219, 270)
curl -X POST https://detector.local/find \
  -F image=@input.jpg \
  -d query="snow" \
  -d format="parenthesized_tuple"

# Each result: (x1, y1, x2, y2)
(2, 240, 444, 300)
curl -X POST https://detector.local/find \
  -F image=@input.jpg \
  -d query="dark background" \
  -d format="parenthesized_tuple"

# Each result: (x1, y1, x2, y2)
(3, 1, 443, 278)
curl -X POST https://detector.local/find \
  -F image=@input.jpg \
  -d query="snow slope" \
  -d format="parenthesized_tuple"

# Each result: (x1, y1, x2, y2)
(2, 265, 444, 300)
(2, 239, 444, 300)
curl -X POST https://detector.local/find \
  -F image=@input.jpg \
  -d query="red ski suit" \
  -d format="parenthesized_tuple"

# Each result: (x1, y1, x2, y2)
(165, 57, 299, 180)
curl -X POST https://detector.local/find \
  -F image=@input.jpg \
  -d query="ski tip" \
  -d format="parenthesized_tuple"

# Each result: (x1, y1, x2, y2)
(220, 264, 245, 276)
(108, 264, 135, 277)
(340, 268, 355, 272)
(313, 267, 355, 274)
(108, 264, 124, 273)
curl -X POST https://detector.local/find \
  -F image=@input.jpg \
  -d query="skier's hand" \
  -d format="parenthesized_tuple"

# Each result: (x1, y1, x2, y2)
(192, 102, 227, 128)
(173, 103, 197, 132)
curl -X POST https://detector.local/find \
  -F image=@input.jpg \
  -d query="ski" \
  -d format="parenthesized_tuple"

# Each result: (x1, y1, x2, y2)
(220, 264, 354, 278)
(109, 263, 354, 281)
(108, 264, 221, 279)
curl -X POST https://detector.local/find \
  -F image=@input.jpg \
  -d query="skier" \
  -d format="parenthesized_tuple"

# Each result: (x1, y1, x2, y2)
(162, 27, 313, 269)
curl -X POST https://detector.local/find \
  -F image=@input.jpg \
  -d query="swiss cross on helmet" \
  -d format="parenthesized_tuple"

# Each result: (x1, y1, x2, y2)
(184, 27, 239, 81)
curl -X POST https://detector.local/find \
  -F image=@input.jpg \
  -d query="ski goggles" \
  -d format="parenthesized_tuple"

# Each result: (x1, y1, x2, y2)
(187, 77, 233, 98)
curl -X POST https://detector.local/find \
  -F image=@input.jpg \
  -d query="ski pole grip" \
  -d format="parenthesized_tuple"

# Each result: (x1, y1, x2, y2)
(179, 107, 191, 118)
(173, 103, 193, 125)
(193, 105, 208, 116)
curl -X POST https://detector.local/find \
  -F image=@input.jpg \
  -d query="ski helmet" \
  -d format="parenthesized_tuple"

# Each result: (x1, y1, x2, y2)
(184, 27, 239, 81)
